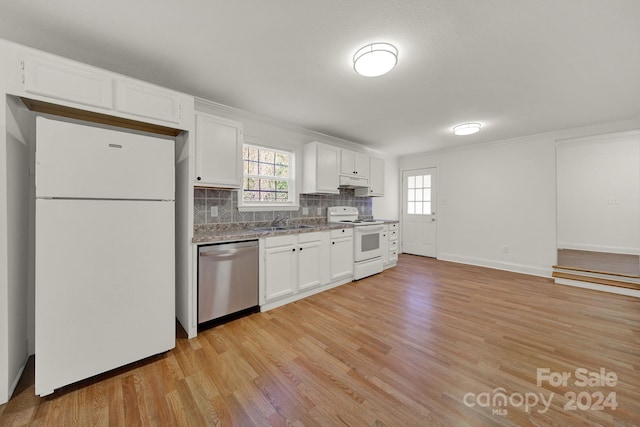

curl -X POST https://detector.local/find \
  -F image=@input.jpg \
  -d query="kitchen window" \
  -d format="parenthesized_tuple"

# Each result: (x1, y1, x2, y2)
(238, 143, 298, 211)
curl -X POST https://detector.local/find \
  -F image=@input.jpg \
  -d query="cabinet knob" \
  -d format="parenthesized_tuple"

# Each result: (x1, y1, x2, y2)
(292, 248, 296, 252)
(342, 229, 345, 233)
(299, 247, 303, 251)
(383, 234, 386, 237)
(197, 176, 202, 181)
(332, 241, 335, 245)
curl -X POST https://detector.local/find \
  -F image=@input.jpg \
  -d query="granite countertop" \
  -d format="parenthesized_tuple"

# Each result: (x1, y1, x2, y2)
(192, 222, 354, 244)
(379, 219, 400, 224)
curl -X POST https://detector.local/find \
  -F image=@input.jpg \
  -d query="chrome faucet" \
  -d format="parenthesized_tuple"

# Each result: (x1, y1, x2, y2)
(271, 215, 289, 227)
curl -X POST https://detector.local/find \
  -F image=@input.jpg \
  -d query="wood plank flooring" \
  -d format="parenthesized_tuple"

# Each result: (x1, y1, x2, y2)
(2, 254, 639, 426)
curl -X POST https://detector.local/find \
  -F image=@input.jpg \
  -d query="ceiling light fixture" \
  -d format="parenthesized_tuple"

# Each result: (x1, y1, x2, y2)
(353, 43, 398, 77)
(453, 122, 482, 136)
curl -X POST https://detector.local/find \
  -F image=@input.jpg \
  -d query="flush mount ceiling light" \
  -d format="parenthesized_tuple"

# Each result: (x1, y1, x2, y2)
(453, 122, 482, 136)
(353, 43, 398, 77)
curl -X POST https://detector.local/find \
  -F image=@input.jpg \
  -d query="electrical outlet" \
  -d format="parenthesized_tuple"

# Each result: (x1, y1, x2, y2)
(608, 197, 620, 205)
(210, 206, 219, 217)
(502, 245, 509, 254)
(303, 207, 309, 215)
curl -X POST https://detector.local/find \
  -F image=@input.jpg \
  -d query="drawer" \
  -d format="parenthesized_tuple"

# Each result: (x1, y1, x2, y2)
(389, 250, 398, 261)
(330, 228, 353, 239)
(264, 234, 297, 248)
(298, 231, 323, 243)
(388, 223, 399, 231)
(389, 240, 398, 251)
(389, 229, 398, 240)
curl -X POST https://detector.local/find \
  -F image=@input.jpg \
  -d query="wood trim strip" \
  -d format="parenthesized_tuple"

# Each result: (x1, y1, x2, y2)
(21, 97, 182, 137)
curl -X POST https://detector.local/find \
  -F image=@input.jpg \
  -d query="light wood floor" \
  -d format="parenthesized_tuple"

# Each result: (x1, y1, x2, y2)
(2, 255, 639, 426)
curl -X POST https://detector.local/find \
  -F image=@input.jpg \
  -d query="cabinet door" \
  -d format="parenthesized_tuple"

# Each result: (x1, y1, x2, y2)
(340, 149, 356, 175)
(369, 157, 385, 196)
(381, 227, 389, 264)
(115, 78, 182, 125)
(23, 54, 113, 109)
(195, 113, 243, 187)
(330, 237, 354, 280)
(354, 152, 370, 178)
(265, 244, 297, 301)
(298, 239, 323, 291)
(316, 144, 340, 192)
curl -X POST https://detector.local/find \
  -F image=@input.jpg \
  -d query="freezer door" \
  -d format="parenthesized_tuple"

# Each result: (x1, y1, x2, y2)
(35, 116, 174, 200)
(35, 199, 175, 396)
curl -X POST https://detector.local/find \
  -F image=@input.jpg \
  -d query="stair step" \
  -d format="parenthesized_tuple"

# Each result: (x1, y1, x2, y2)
(552, 271, 640, 291)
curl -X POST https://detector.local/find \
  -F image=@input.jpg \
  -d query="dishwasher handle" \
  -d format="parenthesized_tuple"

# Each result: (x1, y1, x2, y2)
(199, 246, 257, 258)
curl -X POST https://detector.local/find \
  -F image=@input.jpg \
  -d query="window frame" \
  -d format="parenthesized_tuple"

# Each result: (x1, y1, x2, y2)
(238, 141, 299, 212)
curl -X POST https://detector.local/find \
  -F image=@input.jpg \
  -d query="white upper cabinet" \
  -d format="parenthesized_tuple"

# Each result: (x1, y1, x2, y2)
(195, 113, 244, 188)
(302, 142, 340, 194)
(23, 54, 113, 110)
(115, 78, 182, 125)
(340, 149, 369, 179)
(356, 156, 385, 197)
(20, 51, 192, 130)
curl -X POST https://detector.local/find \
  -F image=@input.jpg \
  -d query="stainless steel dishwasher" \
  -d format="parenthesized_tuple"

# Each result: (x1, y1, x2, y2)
(198, 240, 259, 326)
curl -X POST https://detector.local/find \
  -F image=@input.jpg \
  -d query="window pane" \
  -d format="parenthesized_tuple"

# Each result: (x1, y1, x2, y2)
(276, 192, 288, 201)
(259, 179, 274, 190)
(259, 150, 274, 163)
(415, 189, 423, 201)
(259, 162, 275, 176)
(246, 147, 259, 161)
(407, 189, 415, 202)
(408, 176, 415, 189)
(423, 175, 431, 188)
(244, 191, 259, 201)
(275, 165, 289, 178)
(246, 161, 258, 175)
(415, 202, 423, 214)
(260, 192, 275, 202)
(424, 201, 431, 215)
(424, 188, 431, 202)
(276, 181, 289, 191)
(275, 152, 289, 166)
(415, 175, 423, 188)
(407, 201, 415, 214)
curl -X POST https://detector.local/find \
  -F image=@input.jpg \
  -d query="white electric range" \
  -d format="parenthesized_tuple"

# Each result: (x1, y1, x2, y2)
(327, 206, 385, 280)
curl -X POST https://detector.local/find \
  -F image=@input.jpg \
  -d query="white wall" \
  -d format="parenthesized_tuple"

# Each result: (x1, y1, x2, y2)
(399, 119, 640, 277)
(557, 131, 640, 254)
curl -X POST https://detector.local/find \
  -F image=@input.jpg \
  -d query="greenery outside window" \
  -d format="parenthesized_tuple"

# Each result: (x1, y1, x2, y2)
(239, 143, 298, 211)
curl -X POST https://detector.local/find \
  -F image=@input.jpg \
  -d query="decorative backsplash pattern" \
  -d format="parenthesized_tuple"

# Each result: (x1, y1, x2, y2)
(194, 188, 372, 227)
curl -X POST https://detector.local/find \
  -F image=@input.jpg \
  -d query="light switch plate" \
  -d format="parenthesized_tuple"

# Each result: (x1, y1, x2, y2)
(303, 207, 309, 215)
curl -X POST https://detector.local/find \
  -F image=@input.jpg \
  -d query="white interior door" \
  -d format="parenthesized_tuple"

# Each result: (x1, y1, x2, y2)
(402, 168, 437, 257)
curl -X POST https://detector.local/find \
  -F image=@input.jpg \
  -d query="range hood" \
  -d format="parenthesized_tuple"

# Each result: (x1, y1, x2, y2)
(338, 175, 369, 188)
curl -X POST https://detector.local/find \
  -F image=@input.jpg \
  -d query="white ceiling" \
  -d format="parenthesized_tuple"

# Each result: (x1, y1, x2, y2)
(1, 0, 640, 156)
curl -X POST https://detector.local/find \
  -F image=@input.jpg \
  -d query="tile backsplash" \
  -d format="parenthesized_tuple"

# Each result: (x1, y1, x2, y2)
(194, 188, 372, 227)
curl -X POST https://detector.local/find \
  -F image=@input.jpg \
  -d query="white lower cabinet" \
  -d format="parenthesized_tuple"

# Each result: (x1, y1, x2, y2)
(297, 232, 328, 291)
(385, 223, 399, 268)
(330, 228, 354, 280)
(264, 232, 329, 304)
(262, 228, 352, 310)
(264, 235, 297, 301)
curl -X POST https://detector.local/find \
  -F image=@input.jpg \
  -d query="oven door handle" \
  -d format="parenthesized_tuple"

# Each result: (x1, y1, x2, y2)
(355, 225, 385, 233)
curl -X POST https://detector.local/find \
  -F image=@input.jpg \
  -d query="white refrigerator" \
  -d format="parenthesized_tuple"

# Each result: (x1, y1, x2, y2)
(35, 116, 175, 396)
